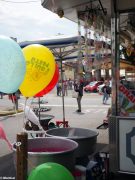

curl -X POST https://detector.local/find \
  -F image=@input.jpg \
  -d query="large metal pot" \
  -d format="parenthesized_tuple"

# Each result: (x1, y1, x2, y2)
(46, 128, 99, 157)
(13, 137, 78, 173)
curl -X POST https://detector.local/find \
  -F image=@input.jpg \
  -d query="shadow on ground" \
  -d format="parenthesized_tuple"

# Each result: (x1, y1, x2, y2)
(0, 152, 16, 178)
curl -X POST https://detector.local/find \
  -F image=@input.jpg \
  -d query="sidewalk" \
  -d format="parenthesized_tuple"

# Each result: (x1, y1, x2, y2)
(0, 92, 114, 179)
(0, 94, 134, 179)
(0, 91, 101, 116)
(0, 95, 23, 116)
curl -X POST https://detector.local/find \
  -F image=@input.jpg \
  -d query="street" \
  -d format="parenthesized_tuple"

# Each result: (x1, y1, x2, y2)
(0, 90, 110, 157)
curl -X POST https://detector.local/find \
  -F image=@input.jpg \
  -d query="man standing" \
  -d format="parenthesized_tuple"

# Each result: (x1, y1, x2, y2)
(74, 79, 84, 112)
(56, 82, 62, 96)
(63, 80, 68, 96)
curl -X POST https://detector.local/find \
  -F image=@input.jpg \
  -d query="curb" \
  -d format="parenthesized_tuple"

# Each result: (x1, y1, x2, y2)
(0, 109, 23, 116)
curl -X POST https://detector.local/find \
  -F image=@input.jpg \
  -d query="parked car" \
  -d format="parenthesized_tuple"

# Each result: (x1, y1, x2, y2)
(84, 81, 103, 92)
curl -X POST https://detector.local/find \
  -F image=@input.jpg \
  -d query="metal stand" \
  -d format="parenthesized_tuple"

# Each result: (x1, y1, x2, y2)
(60, 53, 66, 127)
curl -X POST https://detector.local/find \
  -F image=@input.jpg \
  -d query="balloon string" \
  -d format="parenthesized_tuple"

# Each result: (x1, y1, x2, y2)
(11, 93, 20, 134)
(30, 97, 34, 109)
(27, 97, 34, 120)
(11, 94, 17, 114)
(23, 97, 34, 132)
(23, 98, 28, 131)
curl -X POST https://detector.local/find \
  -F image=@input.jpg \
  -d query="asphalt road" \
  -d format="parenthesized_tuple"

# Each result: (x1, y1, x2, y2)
(0, 90, 111, 178)
(0, 91, 111, 156)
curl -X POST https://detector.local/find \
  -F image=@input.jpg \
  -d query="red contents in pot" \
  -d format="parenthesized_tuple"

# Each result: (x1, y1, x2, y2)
(29, 148, 69, 152)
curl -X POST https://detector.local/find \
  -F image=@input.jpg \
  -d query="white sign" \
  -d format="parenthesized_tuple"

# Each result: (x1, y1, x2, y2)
(119, 119, 135, 172)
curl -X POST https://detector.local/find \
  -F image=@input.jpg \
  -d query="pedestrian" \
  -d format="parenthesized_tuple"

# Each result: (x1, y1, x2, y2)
(56, 82, 62, 96)
(63, 80, 68, 96)
(8, 91, 20, 110)
(101, 81, 111, 104)
(0, 92, 3, 99)
(74, 79, 84, 112)
(56, 82, 60, 96)
(68, 79, 73, 90)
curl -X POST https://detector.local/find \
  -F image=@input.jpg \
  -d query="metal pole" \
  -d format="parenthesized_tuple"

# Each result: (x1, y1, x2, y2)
(60, 50, 66, 127)
(16, 132, 28, 180)
(111, 3, 120, 116)
(109, 0, 120, 173)
(38, 97, 40, 121)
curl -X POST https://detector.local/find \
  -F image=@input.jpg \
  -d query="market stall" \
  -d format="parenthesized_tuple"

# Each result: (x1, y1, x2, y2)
(42, 0, 135, 175)
(20, 35, 85, 127)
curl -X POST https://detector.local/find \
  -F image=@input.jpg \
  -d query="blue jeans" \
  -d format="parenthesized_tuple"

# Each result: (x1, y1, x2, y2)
(103, 93, 109, 104)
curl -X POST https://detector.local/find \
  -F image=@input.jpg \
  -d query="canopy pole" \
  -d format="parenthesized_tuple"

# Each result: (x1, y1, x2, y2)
(38, 97, 40, 121)
(60, 51, 66, 127)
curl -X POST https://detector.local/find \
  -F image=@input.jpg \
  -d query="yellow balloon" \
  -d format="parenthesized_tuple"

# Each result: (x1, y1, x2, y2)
(19, 44, 55, 97)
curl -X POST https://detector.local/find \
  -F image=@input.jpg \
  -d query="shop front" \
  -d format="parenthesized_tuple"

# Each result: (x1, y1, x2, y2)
(42, 0, 135, 175)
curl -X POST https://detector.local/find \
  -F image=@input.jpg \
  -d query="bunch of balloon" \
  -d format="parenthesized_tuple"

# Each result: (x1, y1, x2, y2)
(19, 44, 56, 98)
(28, 162, 74, 180)
(0, 36, 26, 94)
(35, 63, 59, 97)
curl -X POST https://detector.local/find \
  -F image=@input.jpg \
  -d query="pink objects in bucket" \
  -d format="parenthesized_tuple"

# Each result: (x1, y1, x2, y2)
(0, 123, 12, 150)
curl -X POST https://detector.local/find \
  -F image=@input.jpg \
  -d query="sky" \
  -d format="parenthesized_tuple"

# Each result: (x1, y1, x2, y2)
(0, 0, 78, 42)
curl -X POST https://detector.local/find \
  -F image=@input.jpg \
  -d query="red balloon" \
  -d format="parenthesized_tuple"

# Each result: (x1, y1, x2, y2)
(35, 64, 59, 97)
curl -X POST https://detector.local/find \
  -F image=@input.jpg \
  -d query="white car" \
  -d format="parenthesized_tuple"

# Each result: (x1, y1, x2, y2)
(97, 84, 105, 94)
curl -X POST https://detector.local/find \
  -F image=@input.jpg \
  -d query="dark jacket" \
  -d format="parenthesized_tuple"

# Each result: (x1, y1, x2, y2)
(74, 82, 84, 96)
(102, 85, 111, 94)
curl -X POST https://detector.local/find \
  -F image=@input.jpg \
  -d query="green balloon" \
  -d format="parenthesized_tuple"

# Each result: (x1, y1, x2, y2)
(28, 162, 74, 180)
